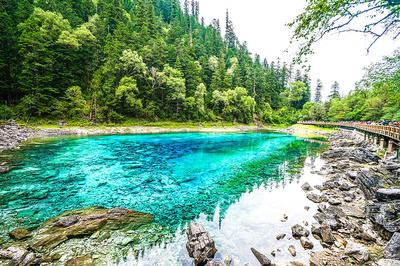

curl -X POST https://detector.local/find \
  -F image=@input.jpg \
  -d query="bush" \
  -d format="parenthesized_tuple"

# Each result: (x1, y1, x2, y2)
(0, 105, 15, 120)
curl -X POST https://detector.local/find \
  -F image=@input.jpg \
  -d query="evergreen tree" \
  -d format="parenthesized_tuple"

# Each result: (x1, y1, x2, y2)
(225, 9, 236, 49)
(329, 81, 340, 100)
(314, 79, 323, 103)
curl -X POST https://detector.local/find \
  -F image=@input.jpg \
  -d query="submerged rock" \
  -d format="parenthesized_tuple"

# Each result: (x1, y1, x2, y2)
(29, 206, 154, 252)
(65, 254, 94, 266)
(186, 221, 218, 265)
(276, 234, 286, 240)
(0, 166, 9, 174)
(9, 228, 31, 240)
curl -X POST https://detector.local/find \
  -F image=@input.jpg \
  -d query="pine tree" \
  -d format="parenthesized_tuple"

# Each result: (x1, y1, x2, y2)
(146, 0, 157, 38)
(314, 79, 323, 103)
(225, 9, 236, 49)
(135, 0, 146, 29)
(329, 81, 340, 100)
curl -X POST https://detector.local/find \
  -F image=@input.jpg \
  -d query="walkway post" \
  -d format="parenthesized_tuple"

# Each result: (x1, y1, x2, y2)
(388, 141, 394, 153)
(380, 138, 385, 149)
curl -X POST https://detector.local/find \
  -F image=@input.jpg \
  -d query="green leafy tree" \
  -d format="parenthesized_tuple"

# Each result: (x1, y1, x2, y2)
(288, 0, 400, 60)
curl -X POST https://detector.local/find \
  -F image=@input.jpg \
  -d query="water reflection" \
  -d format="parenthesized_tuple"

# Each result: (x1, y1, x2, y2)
(124, 157, 326, 266)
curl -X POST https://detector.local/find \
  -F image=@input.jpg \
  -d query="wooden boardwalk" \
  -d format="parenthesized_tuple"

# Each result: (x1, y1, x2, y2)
(298, 122, 400, 156)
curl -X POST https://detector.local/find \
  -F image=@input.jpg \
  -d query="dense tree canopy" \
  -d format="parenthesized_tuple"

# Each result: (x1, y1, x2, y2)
(0, 0, 313, 124)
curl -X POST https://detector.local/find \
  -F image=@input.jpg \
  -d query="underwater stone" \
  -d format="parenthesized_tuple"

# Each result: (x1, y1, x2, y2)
(65, 254, 94, 266)
(9, 228, 31, 240)
(0, 166, 9, 174)
(29, 207, 153, 252)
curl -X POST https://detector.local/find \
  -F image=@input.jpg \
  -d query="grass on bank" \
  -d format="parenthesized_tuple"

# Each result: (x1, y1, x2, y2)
(289, 124, 339, 141)
(14, 118, 261, 130)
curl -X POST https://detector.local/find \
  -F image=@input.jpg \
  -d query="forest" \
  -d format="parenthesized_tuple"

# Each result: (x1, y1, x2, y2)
(300, 50, 400, 122)
(0, 0, 398, 125)
(0, 0, 314, 125)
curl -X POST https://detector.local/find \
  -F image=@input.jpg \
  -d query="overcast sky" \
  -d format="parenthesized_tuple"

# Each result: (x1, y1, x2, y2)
(196, 0, 399, 100)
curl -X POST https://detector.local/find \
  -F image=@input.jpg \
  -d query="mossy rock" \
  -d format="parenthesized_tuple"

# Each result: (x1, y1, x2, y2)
(30, 206, 154, 252)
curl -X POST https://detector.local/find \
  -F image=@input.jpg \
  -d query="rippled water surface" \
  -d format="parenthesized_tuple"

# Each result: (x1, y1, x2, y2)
(0, 132, 328, 264)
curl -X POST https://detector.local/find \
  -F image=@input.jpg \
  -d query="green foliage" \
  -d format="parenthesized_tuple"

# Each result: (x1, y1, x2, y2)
(3, 0, 312, 125)
(288, 0, 400, 61)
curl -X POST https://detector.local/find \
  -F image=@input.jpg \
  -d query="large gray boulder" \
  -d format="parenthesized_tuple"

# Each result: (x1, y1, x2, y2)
(186, 221, 218, 265)
(344, 243, 370, 264)
(378, 259, 400, 266)
(365, 201, 400, 234)
(384, 232, 400, 260)
(376, 189, 400, 202)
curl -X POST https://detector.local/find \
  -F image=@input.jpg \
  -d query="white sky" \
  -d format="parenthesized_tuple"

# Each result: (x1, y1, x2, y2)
(196, 0, 399, 101)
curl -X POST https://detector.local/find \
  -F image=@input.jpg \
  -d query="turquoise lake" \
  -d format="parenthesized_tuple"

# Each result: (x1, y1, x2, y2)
(0, 132, 328, 265)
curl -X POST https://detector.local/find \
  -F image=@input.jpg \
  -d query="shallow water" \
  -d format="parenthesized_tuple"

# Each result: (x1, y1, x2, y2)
(0, 132, 327, 264)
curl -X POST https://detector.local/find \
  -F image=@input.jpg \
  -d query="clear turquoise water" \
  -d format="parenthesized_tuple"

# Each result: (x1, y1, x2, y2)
(0, 132, 326, 242)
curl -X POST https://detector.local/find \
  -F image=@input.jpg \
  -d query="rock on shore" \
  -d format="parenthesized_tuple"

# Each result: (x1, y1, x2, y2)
(0, 120, 74, 153)
(304, 128, 400, 265)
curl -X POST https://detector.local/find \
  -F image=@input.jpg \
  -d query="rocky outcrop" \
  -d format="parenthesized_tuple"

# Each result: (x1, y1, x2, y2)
(0, 206, 155, 265)
(344, 243, 370, 264)
(0, 247, 36, 266)
(384, 232, 400, 260)
(29, 207, 154, 252)
(186, 221, 218, 265)
(8, 228, 31, 241)
(376, 189, 400, 201)
(0, 120, 75, 153)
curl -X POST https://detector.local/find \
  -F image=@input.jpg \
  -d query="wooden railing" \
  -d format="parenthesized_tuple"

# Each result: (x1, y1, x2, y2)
(299, 122, 400, 142)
